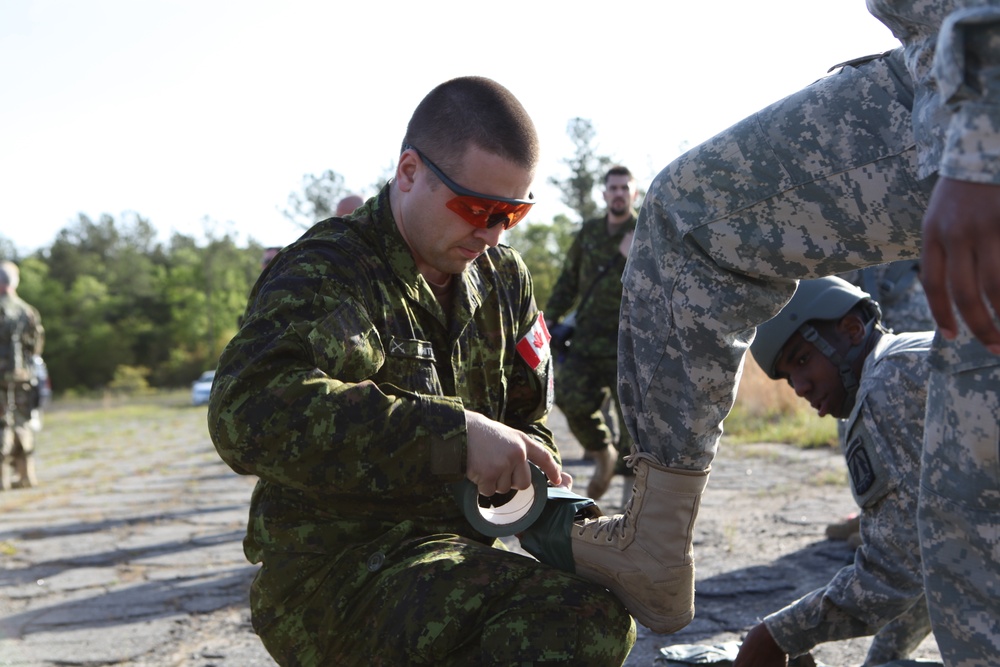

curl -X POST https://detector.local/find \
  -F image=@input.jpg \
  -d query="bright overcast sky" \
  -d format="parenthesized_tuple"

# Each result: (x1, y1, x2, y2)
(0, 0, 900, 255)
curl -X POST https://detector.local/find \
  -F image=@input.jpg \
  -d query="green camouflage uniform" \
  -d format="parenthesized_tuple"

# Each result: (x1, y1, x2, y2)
(620, 4, 1000, 665)
(209, 188, 635, 666)
(0, 292, 44, 488)
(546, 214, 635, 455)
(764, 332, 932, 665)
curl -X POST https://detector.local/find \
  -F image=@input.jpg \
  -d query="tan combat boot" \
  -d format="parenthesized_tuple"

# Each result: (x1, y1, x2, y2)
(572, 452, 709, 633)
(586, 444, 617, 501)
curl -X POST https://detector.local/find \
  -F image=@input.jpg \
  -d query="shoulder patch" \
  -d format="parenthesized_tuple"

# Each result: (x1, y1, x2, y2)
(843, 415, 894, 509)
(846, 434, 876, 496)
(516, 315, 551, 370)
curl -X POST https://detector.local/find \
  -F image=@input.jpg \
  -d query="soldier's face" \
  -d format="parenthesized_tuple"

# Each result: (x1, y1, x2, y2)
(603, 175, 637, 216)
(397, 145, 534, 285)
(773, 331, 852, 419)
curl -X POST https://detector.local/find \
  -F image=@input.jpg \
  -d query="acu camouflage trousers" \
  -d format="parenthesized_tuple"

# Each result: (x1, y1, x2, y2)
(620, 49, 1000, 666)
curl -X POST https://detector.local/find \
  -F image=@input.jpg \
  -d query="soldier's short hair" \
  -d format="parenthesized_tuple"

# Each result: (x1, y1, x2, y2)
(605, 165, 633, 184)
(0, 261, 19, 289)
(402, 76, 539, 176)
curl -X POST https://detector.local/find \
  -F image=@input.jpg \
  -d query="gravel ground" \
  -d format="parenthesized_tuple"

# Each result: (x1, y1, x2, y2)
(0, 395, 941, 666)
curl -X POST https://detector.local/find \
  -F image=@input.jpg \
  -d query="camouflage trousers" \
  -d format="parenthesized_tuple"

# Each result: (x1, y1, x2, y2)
(249, 536, 635, 666)
(863, 600, 931, 667)
(620, 49, 999, 666)
(555, 353, 632, 457)
(921, 337, 1000, 667)
(1, 383, 35, 482)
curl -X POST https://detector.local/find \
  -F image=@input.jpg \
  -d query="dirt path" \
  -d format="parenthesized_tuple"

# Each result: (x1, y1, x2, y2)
(0, 396, 941, 666)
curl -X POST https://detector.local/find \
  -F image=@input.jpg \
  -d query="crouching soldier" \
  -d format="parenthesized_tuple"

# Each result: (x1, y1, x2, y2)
(735, 276, 935, 667)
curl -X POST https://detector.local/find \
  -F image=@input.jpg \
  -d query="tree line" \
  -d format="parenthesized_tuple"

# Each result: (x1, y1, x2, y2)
(0, 119, 622, 394)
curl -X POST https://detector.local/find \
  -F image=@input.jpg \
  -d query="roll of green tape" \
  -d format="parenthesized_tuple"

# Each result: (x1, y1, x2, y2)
(455, 463, 549, 537)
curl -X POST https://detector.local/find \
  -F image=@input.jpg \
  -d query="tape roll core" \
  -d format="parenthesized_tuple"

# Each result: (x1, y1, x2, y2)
(457, 463, 548, 537)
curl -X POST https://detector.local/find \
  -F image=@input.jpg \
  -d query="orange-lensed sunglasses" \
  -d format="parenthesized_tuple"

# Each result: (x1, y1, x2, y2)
(404, 144, 535, 230)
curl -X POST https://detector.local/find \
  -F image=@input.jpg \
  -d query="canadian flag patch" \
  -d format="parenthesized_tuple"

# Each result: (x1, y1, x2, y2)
(516, 314, 552, 370)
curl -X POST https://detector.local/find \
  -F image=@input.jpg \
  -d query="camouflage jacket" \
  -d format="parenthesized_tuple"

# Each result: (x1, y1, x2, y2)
(0, 293, 44, 385)
(765, 331, 933, 656)
(545, 213, 635, 358)
(868, 0, 1000, 182)
(208, 186, 556, 563)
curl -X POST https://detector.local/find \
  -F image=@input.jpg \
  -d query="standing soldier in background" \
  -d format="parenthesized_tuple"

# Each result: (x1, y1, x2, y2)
(0, 261, 45, 490)
(545, 166, 638, 501)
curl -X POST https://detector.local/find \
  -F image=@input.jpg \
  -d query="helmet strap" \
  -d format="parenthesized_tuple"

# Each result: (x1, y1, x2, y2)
(798, 313, 880, 414)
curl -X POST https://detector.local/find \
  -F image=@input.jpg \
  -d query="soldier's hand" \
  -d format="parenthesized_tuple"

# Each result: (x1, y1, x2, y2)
(921, 177, 1000, 353)
(464, 410, 562, 496)
(733, 623, 787, 667)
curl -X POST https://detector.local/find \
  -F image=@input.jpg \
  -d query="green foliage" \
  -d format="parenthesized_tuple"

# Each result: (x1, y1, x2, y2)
(0, 235, 18, 261)
(283, 169, 350, 229)
(108, 365, 152, 396)
(503, 214, 578, 308)
(15, 213, 260, 393)
(548, 118, 612, 222)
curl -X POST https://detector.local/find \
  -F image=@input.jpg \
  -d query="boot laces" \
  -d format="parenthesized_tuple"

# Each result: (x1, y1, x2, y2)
(581, 467, 643, 540)
(623, 450, 658, 470)
(577, 450, 661, 540)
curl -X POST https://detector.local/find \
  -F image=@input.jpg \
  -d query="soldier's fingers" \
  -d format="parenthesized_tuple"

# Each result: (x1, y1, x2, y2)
(524, 439, 561, 486)
(470, 472, 497, 498)
(510, 460, 532, 491)
(949, 251, 1000, 350)
(920, 234, 957, 339)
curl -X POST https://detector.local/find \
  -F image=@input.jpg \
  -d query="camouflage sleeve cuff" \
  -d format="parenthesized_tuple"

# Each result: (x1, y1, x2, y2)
(935, 7, 1000, 183)
(419, 394, 468, 480)
(762, 608, 815, 659)
(939, 102, 1000, 184)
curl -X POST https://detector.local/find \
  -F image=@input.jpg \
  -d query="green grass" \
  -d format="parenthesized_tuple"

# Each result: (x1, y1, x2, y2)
(725, 403, 838, 448)
(39, 389, 208, 463)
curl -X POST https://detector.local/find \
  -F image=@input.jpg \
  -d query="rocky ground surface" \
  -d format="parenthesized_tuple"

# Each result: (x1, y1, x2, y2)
(0, 397, 942, 666)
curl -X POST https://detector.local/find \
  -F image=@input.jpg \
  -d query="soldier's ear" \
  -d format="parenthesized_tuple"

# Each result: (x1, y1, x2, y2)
(837, 313, 867, 345)
(396, 149, 420, 193)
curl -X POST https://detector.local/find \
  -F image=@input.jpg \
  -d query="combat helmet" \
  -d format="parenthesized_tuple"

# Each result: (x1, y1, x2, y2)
(750, 276, 882, 410)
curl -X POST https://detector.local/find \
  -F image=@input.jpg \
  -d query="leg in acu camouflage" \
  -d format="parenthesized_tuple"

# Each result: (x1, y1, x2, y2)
(919, 335, 1000, 666)
(573, 49, 934, 632)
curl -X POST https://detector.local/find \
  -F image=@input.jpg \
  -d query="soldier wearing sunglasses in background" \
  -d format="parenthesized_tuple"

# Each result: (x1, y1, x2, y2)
(208, 76, 635, 666)
(545, 166, 638, 502)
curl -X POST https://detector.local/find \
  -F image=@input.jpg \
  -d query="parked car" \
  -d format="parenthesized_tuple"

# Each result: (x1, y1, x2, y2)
(191, 370, 216, 406)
